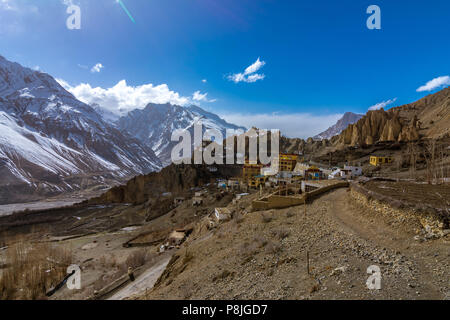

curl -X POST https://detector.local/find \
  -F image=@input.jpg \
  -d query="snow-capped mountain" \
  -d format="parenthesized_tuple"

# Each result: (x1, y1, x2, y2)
(313, 112, 364, 140)
(0, 55, 162, 202)
(116, 103, 247, 166)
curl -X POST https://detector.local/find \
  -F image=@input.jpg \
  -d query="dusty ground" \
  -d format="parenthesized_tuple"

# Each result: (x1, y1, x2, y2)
(1, 181, 447, 300)
(0, 185, 238, 300)
(143, 188, 449, 300)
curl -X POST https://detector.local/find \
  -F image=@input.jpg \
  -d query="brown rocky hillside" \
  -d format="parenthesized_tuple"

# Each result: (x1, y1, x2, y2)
(333, 87, 449, 148)
(86, 164, 241, 205)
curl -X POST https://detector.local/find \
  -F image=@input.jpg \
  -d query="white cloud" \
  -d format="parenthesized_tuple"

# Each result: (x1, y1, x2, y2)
(227, 57, 266, 83)
(245, 73, 265, 83)
(0, 0, 38, 12)
(192, 91, 216, 103)
(90, 63, 104, 73)
(368, 98, 397, 111)
(244, 58, 265, 75)
(0, 0, 16, 11)
(62, 0, 75, 6)
(416, 75, 450, 92)
(202, 79, 207, 83)
(220, 112, 342, 139)
(56, 78, 71, 90)
(0, 0, 39, 35)
(56, 79, 215, 115)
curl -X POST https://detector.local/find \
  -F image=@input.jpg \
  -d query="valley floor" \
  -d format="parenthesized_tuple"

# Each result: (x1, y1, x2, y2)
(142, 188, 449, 300)
(0, 186, 112, 217)
(0, 199, 81, 217)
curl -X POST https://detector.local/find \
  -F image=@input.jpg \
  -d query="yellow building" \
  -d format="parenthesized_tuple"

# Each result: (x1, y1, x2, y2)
(370, 156, 393, 166)
(248, 175, 268, 188)
(243, 163, 263, 180)
(273, 153, 299, 172)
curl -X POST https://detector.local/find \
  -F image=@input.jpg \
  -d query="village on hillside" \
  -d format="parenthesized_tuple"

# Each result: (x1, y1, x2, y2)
(1, 126, 448, 300)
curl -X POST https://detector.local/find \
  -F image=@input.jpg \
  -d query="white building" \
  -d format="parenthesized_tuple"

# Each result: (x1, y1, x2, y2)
(329, 165, 362, 180)
(344, 165, 362, 176)
(214, 208, 232, 221)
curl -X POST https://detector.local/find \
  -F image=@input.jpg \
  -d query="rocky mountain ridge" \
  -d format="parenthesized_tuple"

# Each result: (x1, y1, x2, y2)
(314, 112, 364, 140)
(0, 55, 162, 203)
(116, 103, 247, 166)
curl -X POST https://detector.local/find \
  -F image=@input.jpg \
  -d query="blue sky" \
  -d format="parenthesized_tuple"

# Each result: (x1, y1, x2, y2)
(1, 0, 449, 137)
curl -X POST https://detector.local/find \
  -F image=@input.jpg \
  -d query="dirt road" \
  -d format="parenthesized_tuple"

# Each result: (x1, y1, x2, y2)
(143, 188, 449, 300)
(108, 256, 173, 300)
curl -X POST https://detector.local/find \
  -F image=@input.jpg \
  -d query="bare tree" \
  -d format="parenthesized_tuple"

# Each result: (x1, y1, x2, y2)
(407, 142, 419, 181)
(394, 153, 402, 181)
(423, 139, 437, 184)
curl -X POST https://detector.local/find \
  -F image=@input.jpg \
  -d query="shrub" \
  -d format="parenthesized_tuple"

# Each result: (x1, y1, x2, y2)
(286, 210, 296, 218)
(261, 212, 273, 223)
(212, 269, 235, 282)
(271, 228, 290, 240)
(182, 249, 194, 265)
(125, 249, 148, 269)
(0, 240, 72, 300)
(233, 212, 244, 224)
(265, 240, 282, 255)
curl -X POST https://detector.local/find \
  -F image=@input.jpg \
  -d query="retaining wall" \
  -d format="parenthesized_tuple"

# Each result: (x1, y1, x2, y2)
(252, 181, 349, 210)
(350, 182, 448, 238)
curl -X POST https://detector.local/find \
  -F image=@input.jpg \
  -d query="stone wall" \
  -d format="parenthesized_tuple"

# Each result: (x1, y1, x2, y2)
(350, 183, 448, 239)
(252, 181, 349, 211)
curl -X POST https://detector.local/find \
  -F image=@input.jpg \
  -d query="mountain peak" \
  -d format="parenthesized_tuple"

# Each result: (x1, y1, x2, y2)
(313, 112, 364, 140)
(0, 55, 162, 203)
(116, 103, 246, 166)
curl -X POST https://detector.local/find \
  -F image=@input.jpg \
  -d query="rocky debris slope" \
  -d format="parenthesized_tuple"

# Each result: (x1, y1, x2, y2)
(140, 189, 449, 300)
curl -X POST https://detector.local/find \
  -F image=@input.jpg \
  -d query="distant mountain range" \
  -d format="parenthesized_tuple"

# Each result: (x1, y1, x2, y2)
(4, 53, 445, 204)
(313, 112, 364, 140)
(0, 55, 246, 202)
(116, 103, 247, 166)
(0, 55, 162, 203)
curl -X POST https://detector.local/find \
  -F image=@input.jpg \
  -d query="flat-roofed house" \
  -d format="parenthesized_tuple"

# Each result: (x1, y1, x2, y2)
(243, 163, 263, 180)
(168, 229, 186, 245)
(370, 156, 393, 166)
(214, 207, 232, 221)
(344, 165, 363, 177)
(174, 197, 185, 206)
(279, 153, 299, 171)
(192, 196, 203, 206)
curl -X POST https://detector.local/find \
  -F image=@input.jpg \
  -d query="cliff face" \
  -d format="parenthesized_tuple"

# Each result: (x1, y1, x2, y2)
(88, 163, 242, 204)
(337, 108, 419, 147)
(336, 87, 449, 148)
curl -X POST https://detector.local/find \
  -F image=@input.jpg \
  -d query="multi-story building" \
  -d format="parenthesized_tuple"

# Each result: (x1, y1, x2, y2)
(370, 156, 393, 166)
(248, 175, 268, 188)
(272, 153, 299, 172)
(243, 161, 263, 180)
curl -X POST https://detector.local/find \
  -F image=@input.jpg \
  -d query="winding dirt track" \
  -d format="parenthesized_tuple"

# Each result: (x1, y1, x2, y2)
(143, 188, 449, 300)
